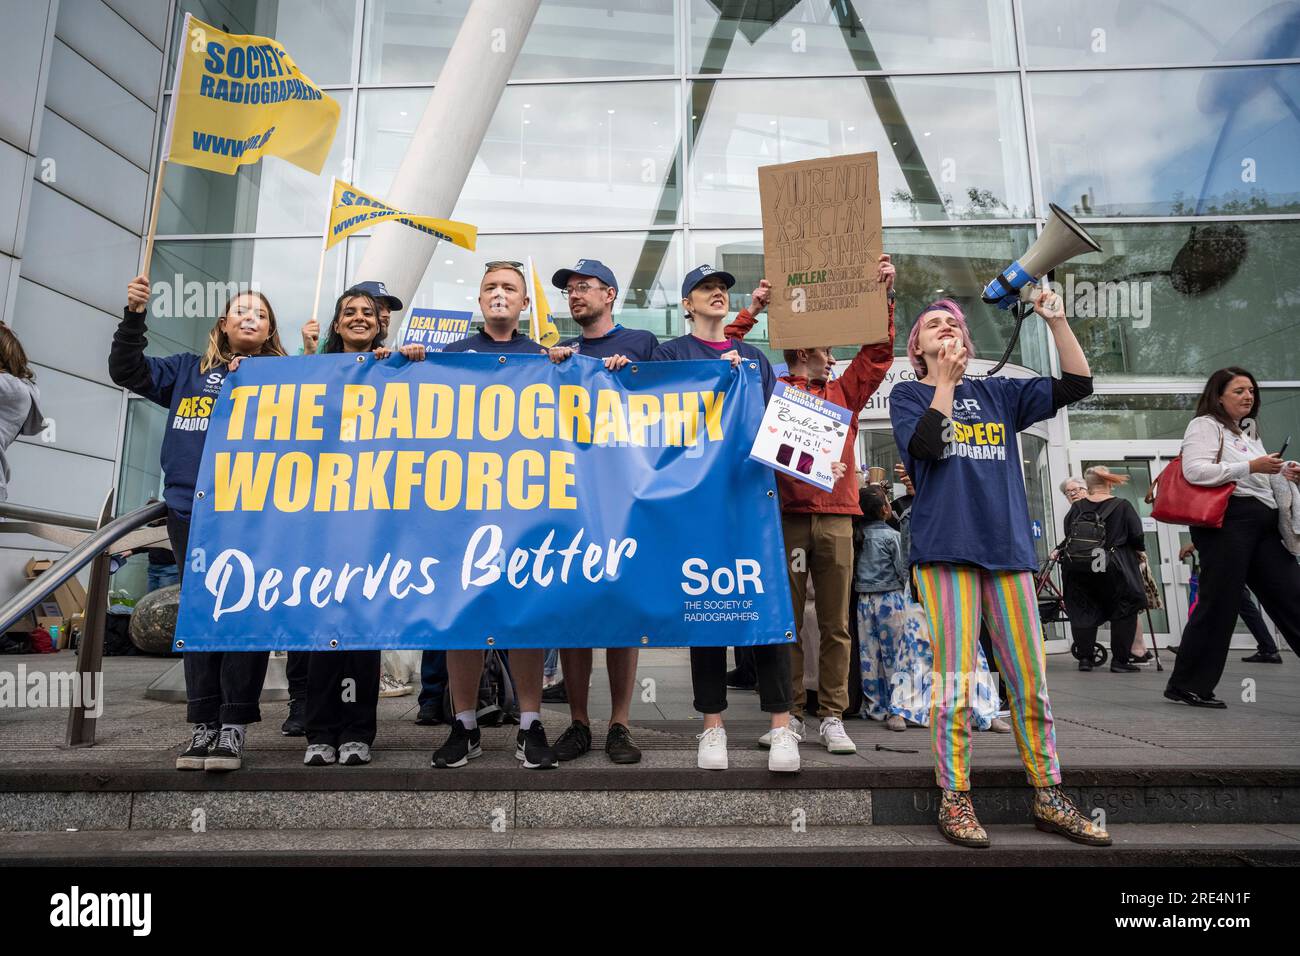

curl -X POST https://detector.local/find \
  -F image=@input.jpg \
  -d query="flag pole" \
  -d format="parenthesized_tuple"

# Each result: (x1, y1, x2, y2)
(310, 178, 336, 353)
(140, 13, 189, 276)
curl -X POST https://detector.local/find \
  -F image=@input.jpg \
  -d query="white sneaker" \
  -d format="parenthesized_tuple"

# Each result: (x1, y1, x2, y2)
(758, 715, 803, 749)
(767, 726, 801, 773)
(819, 717, 857, 754)
(304, 743, 336, 766)
(379, 675, 412, 698)
(696, 726, 728, 770)
(337, 741, 372, 765)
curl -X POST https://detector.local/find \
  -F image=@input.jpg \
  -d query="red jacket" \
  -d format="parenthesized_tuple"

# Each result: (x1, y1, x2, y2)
(725, 303, 895, 515)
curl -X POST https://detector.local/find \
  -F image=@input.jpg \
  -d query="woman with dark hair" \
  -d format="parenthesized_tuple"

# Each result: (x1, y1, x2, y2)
(1164, 367, 1300, 708)
(0, 324, 45, 501)
(890, 287, 1110, 849)
(303, 288, 425, 768)
(1060, 465, 1147, 673)
(113, 274, 288, 772)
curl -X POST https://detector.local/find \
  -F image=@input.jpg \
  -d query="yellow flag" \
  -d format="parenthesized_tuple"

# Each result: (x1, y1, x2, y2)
(325, 178, 478, 251)
(164, 13, 340, 175)
(528, 258, 561, 348)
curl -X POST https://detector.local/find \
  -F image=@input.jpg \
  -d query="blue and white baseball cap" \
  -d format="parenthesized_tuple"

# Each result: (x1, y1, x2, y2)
(348, 280, 402, 312)
(552, 259, 619, 293)
(681, 264, 736, 299)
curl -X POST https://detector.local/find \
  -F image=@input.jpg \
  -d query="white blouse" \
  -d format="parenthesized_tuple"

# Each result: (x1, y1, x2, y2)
(1180, 415, 1275, 508)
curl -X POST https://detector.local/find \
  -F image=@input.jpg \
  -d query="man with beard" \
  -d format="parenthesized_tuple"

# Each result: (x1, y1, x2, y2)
(543, 259, 658, 764)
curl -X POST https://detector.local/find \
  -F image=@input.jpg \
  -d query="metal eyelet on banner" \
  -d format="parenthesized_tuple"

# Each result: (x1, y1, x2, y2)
(498, 356, 506, 364)
(356, 355, 366, 363)
(196, 491, 205, 500)
(748, 362, 757, 369)
(766, 490, 775, 498)
(640, 636, 649, 645)
(486, 636, 496, 645)
(784, 631, 793, 640)
(175, 640, 184, 649)
(630, 365, 638, 373)
(329, 639, 339, 648)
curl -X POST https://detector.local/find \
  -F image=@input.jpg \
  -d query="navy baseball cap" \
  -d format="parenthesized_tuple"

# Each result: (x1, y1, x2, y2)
(681, 264, 736, 300)
(552, 259, 618, 293)
(348, 280, 402, 312)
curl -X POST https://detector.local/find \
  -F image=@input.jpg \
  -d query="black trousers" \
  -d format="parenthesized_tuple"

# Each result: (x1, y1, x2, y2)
(1171, 496, 1300, 698)
(692, 645, 792, 714)
(305, 650, 381, 746)
(286, 651, 310, 701)
(1072, 614, 1138, 665)
(1239, 589, 1279, 654)
(169, 513, 269, 726)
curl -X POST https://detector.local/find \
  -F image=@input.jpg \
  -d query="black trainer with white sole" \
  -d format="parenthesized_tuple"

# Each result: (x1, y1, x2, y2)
(431, 719, 482, 768)
(516, 720, 558, 769)
(177, 724, 218, 770)
(204, 726, 245, 772)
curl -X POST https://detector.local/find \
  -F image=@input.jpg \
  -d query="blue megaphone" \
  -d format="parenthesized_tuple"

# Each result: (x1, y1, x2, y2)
(982, 203, 1102, 309)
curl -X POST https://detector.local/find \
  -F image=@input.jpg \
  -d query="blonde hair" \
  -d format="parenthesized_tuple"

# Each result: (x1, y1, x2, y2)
(199, 291, 287, 372)
(1084, 465, 1129, 491)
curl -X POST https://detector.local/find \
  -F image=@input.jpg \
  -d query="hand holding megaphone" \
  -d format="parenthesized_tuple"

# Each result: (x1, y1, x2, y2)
(1031, 283, 1066, 323)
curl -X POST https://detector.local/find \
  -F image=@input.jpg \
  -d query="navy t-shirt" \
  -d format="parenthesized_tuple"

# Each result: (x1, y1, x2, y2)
(890, 375, 1055, 571)
(442, 329, 547, 354)
(561, 324, 659, 361)
(134, 352, 229, 520)
(650, 334, 776, 403)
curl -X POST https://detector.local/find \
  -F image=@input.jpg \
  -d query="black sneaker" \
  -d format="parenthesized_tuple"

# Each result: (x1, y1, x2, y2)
(431, 719, 481, 768)
(1242, 651, 1283, 663)
(205, 726, 245, 772)
(516, 720, 558, 769)
(280, 698, 306, 736)
(177, 723, 217, 770)
(415, 701, 445, 726)
(541, 679, 567, 703)
(553, 720, 592, 761)
(605, 723, 642, 764)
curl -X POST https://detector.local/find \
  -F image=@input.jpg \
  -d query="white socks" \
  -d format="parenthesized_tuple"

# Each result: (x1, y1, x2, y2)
(455, 710, 478, 730)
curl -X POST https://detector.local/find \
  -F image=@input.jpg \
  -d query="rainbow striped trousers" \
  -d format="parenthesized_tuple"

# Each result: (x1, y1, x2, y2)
(913, 563, 1062, 792)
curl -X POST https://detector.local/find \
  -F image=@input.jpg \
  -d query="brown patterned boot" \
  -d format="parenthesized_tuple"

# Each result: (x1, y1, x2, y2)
(1032, 786, 1112, 846)
(938, 789, 989, 848)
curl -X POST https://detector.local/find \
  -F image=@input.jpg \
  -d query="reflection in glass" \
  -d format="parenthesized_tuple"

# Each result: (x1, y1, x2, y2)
(347, 231, 683, 341)
(167, 0, 358, 86)
(1044, 221, 1300, 381)
(1031, 67, 1300, 217)
(691, 75, 1031, 226)
(356, 84, 681, 230)
(690, 0, 1016, 74)
(1069, 393, 1202, 441)
(156, 93, 353, 236)
(362, 0, 676, 83)
(150, 238, 348, 354)
(1023, 0, 1300, 68)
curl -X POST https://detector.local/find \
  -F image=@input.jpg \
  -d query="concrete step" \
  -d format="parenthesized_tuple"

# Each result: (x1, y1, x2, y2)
(3, 824, 1297, 866)
(3, 754, 1299, 830)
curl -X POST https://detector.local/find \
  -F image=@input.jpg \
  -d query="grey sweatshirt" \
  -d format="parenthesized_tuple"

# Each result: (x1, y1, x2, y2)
(0, 373, 44, 501)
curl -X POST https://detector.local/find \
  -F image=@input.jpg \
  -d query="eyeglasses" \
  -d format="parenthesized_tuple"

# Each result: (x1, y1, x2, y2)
(565, 282, 606, 297)
(483, 260, 524, 273)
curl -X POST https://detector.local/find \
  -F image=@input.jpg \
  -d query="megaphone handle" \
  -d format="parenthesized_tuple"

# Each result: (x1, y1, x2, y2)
(985, 299, 1032, 377)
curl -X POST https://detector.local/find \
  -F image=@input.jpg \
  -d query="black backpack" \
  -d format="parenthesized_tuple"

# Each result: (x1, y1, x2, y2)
(1064, 499, 1121, 568)
(442, 649, 519, 726)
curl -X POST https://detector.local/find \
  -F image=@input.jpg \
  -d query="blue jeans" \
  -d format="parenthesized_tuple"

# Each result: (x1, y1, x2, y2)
(419, 650, 448, 708)
(543, 648, 559, 678)
(147, 563, 179, 592)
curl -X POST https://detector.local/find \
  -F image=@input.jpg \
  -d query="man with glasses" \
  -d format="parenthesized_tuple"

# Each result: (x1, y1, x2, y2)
(442, 261, 548, 355)
(543, 259, 658, 764)
(432, 260, 556, 770)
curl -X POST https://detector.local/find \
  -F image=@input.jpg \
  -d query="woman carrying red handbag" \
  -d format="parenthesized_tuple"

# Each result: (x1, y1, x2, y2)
(1164, 367, 1300, 708)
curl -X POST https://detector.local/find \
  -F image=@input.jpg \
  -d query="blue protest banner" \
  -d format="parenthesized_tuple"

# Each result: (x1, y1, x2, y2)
(175, 351, 797, 651)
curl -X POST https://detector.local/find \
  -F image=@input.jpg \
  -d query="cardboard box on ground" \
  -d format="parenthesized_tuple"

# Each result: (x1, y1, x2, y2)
(15, 558, 87, 649)
(758, 151, 889, 350)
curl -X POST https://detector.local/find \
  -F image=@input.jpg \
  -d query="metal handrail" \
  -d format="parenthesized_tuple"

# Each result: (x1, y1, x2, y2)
(0, 501, 98, 530)
(0, 500, 167, 635)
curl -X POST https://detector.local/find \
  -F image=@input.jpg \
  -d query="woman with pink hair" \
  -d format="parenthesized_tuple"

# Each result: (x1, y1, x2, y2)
(890, 289, 1110, 849)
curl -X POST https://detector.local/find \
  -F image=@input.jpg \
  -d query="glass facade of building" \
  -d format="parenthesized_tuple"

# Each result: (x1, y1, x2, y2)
(126, 0, 1300, 637)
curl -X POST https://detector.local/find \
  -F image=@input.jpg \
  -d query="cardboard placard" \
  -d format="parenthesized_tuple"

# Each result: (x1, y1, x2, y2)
(759, 151, 887, 349)
(748, 382, 852, 491)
